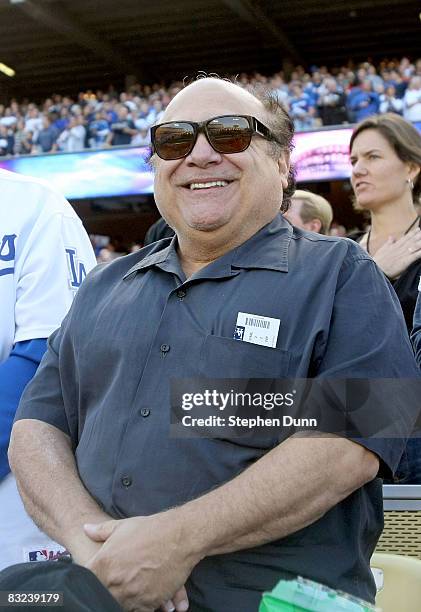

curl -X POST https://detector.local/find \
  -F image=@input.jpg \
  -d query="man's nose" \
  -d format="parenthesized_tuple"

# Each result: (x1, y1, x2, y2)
(185, 133, 222, 166)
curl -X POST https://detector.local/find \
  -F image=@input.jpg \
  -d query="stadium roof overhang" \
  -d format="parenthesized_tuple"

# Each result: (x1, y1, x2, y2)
(0, 0, 419, 99)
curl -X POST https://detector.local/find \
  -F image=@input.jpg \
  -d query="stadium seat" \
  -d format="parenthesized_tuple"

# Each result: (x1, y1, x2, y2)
(376, 485, 421, 559)
(371, 553, 421, 612)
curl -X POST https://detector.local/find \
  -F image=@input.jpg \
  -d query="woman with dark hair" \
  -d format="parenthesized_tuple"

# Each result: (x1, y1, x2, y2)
(349, 113, 421, 484)
(349, 113, 421, 332)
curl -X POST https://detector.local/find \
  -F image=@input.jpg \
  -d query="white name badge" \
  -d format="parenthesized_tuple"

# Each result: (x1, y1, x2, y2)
(234, 312, 280, 348)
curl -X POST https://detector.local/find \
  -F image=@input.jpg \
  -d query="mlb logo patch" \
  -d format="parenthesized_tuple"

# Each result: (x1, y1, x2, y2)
(233, 325, 245, 341)
(25, 547, 70, 562)
(28, 549, 49, 562)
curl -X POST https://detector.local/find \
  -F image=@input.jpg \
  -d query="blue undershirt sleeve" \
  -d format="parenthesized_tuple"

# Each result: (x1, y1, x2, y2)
(0, 338, 47, 481)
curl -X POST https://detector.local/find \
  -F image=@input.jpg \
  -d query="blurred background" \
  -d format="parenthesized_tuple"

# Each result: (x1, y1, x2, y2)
(0, 0, 420, 256)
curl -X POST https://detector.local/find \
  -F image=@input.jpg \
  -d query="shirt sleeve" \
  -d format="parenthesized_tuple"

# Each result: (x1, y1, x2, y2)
(15, 322, 77, 443)
(0, 339, 47, 480)
(14, 268, 97, 447)
(6, 189, 96, 465)
(315, 252, 421, 478)
(14, 199, 97, 344)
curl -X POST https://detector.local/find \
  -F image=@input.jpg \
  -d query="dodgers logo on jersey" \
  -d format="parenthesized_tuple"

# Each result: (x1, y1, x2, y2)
(66, 247, 88, 290)
(0, 234, 16, 276)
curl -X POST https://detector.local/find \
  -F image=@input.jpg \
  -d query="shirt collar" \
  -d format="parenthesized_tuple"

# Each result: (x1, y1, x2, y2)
(123, 213, 292, 280)
(231, 213, 291, 272)
(123, 237, 182, 279)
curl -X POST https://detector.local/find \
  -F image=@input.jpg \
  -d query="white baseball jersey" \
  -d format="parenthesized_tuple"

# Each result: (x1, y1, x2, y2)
(0, 168, 96, 569)
(0, 168, 97, 362)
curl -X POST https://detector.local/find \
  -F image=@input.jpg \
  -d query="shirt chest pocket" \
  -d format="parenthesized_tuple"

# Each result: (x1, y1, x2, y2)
(200, 334, 290, 378)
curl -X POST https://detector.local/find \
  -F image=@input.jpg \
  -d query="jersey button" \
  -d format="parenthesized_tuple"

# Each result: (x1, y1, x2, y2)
(140, 408, 151, 417)
(176, 289, 186, 299)
(160, 343, 170, 353)
(121, 476, 132, 488)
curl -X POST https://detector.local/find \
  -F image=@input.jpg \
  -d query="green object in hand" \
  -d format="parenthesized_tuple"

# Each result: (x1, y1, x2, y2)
(259, 577, 378, 612)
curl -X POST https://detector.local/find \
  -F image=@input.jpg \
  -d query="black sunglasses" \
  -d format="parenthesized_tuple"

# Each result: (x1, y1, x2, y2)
(150, 114, 281, 160)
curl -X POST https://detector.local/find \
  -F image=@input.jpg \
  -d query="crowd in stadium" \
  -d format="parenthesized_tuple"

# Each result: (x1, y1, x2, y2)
(0, 56, 421, 157)
(3, 71, 421, 610)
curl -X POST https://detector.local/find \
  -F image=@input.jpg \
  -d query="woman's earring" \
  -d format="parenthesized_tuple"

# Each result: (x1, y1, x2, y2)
(407, 178, 415, 190)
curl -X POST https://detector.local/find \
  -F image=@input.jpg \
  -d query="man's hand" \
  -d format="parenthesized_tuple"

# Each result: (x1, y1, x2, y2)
(84, 513, 198, 612)
(60, 509, 114, 567)
(159, 589, 189, 612)
(66, 529, 105, 567)
(371, 227, 421, 279)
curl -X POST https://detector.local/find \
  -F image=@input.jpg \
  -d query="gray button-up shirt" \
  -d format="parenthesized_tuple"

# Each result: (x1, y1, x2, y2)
(17, 214, 420, 610)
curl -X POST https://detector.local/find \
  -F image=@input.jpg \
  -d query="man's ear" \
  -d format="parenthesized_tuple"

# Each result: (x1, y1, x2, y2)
(307, 218, 322, 233)
(278, 152, 290, 190)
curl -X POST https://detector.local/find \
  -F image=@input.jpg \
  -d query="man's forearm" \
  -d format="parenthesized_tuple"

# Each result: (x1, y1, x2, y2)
(76, 435, 378, 611)
(174, 435, 379, 558)
(9, 419, 110, 559)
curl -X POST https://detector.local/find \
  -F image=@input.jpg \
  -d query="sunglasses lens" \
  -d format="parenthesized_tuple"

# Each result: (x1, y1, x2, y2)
(207, 116, 252, 153)
(153, 122, 195, 160)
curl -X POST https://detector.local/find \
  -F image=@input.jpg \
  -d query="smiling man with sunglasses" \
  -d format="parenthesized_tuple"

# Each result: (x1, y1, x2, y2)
(150, 88, 292, 276)
(10, 77, 420, 612)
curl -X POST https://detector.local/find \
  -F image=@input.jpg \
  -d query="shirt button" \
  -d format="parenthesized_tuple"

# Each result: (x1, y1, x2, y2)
(121, 476, 132, 488)
(177, 289, 186, 299)
(140, 408, 150, 417)
(160, 343, 170, 353)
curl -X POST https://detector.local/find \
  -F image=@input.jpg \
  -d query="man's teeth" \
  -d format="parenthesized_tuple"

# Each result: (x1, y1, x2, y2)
(190, 180, 229, 190)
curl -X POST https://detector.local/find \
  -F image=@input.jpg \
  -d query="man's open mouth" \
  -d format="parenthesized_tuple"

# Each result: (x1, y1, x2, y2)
(185, 180, 232, 190)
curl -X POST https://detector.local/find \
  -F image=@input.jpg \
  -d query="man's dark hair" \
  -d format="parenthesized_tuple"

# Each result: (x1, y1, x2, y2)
(249, 85, 296, 212)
